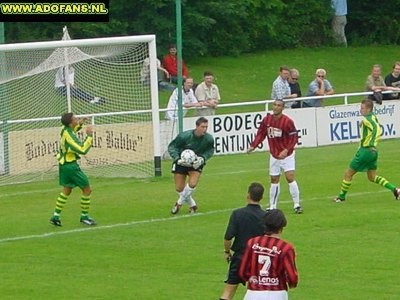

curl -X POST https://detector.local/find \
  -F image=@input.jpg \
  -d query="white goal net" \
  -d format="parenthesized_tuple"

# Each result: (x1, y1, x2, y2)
(0, 28, 161, 185)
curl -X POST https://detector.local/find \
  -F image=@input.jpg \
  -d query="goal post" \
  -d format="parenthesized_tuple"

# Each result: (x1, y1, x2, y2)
(0, 32, 161, 185)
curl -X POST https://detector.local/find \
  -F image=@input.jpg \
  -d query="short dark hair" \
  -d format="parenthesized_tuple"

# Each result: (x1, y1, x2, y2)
(61, 112, 74, 127)
(263, 209, 287, 235)
(361, 98, 374, 110)
(195, 117, 208, 126)
(203, 71, 214, 77)
(280, 66, 290, 72)
(169, 44, 177, 49)
(248, 182, 264, 202)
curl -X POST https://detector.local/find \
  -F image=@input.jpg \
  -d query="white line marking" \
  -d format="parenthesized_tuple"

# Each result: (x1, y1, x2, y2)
(0, 208, 234, 244)
(0, 187, 392, 244)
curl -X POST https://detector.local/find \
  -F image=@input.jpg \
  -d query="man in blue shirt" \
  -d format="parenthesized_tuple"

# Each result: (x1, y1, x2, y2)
(304, 69, 335, 107)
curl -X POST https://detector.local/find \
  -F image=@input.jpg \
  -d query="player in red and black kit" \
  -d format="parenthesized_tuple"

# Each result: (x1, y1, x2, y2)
(239, 209, 298, 300)
(247, 99, 303, 214)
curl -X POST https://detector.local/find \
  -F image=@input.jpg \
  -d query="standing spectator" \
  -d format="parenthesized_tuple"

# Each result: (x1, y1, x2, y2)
(165, 77, 201, 120)
(247, 99, 303, 214)
(304, 68, 335, 107)
(334, 99, 400, 202)
(384, 62, 400, 100)
(365, 64, 388, 103)
(162, 44, 189, 84)
(195, 71, 221, 116)
(288, 68, 302, 108)
(271, 66, 297, 108)
(49, 113, 96, 227)
(220, 182, 266, 300)
(55, 66, 104, 104)
(331, 0, 347, 46)
(140, 57, 175, 92)
(239, 209, 298, 299)
(168, 117, 214, 214)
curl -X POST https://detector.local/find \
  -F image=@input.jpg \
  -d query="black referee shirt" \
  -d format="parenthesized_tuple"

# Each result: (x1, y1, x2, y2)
(224, 204, 266, 254)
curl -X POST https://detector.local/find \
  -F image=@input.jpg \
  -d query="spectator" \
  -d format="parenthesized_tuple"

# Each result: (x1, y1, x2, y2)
(288, 68, 302, 108)
(162, 44, 189, 84)
(271, 66, 297, 108)
(365, 64, 388, 103)
(165, 77, 201, 120)
(195, 71, 221, 116)
(140, 57, 175, 92)
(331, 0, 347, 46)
(384, 62, 400, 100)
(55, 66, 104, 104)
(304, 68, 335, 107)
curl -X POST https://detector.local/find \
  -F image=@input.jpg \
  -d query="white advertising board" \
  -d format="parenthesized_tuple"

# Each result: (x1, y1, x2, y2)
(159, 101, 400, 157)
(316, 101, 400, 146)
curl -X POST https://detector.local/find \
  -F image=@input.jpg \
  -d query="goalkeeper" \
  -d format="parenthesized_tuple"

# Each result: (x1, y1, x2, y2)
(168, 117, 214, 214)
(49, 113, 97, 227)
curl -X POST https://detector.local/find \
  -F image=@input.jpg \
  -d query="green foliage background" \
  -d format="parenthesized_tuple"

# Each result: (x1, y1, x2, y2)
(5, 0, 400, 58)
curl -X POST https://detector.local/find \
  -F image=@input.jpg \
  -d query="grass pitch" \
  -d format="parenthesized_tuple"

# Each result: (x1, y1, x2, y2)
(1, 139, 400, 299)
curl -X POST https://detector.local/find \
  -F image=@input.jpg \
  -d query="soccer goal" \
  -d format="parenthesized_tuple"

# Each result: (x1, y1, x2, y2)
(0, 29, 161, 185)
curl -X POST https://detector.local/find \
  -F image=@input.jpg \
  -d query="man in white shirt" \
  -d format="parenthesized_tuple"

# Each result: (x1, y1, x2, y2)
(55, 66, 104, 104)
(140, 57, 175, 92)
(195, 71, 221, 116)
(165, 77, 201, 120)
(271, 66, 298, 108)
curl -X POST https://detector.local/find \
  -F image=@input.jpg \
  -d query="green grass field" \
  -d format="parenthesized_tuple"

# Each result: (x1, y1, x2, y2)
(1, 139, 400, 299)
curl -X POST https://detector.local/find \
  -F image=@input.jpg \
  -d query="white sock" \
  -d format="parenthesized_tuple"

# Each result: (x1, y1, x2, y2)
(177, 191, 185, 205)
(179, 184, 195, 204)
(289, 181, 300, 208)
(187, 196, 197, 207)
(269, 183, 280, 209)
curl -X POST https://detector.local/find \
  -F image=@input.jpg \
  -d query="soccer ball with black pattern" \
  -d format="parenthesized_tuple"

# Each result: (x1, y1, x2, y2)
(180, 149, 196, 165)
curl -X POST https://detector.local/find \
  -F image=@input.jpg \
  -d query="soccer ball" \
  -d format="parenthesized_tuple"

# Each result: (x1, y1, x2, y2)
(180, 149, 196, 164)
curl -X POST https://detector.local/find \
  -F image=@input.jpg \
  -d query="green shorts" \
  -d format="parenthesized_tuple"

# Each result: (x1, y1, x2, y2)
(349, 147, 378, 172)
(59, 161, 90, 189)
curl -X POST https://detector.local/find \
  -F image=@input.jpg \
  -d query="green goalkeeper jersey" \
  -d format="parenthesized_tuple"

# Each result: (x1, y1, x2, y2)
(168, 129, 214, 161)
(57, 124, 93, 165)
(360, 112, 382, 148)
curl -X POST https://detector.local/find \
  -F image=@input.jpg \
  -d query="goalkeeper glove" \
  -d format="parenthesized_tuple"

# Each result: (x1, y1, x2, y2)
(176, 159, 193, 168)
(192, 156, 205, 170)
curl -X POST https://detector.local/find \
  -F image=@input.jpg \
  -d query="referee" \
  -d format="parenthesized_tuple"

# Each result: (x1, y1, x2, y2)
(219, 182, 266, 300)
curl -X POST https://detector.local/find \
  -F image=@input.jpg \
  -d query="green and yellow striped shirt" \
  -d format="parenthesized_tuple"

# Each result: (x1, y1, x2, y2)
(360, 112, 382, 148)
(57, 124, 93, 165)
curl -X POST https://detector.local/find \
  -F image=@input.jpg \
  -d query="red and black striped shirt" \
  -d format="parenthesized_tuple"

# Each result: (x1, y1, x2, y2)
(250, 114, 298, 159)
(239, 235, 298, 291)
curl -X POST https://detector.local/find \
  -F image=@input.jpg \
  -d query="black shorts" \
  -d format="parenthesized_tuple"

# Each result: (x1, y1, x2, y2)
(224, 253, 245, 285)
(171, 161, 204, 174)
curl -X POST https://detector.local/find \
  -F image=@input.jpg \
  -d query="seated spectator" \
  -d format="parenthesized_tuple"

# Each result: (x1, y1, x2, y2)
(384, 62, 400, 100)
(271, 66, 297, 108)
(140, 57, 175, 92)
(365, 64, 389, 102)
(55, 66, 104, 104)
(304, 68, 334, 107)
(162, 44, 189, 84)
(288, 68, 302, 108)
(195, 71, 220, 116)
(165, 77, 201, 120)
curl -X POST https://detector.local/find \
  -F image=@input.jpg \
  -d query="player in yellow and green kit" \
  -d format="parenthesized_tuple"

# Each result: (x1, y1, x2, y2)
(49, 112, 96, 226)
(334, 98, 400, 202)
